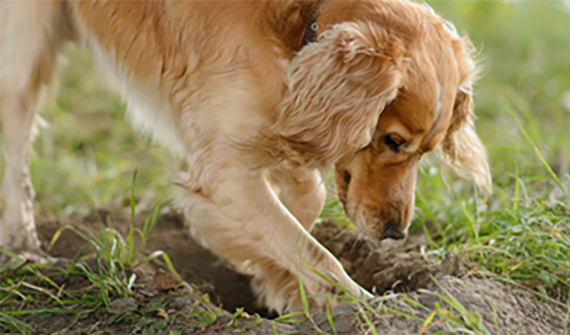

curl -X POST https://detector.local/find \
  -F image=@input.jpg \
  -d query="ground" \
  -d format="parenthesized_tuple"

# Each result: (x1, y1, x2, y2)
(1, 210, 567, 334)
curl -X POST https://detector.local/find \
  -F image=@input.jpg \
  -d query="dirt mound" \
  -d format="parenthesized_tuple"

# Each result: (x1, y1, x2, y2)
(25, 211, 569, 334)
(312, 221, 458, 294)
(369, 275, 570, 334)
(37, 211, 263, 316)
(36, 212, 447, 316)
(301, 275, 570, 334)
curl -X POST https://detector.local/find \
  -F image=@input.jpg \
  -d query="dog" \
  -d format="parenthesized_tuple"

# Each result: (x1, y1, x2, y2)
(1, 0, 491, 313)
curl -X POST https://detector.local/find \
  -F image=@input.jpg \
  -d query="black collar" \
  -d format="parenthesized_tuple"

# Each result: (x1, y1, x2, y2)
(299, 0, 323, 49)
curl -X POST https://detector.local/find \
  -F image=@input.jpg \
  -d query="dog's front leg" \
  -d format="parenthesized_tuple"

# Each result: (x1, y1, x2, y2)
(267, 168, 326, 232)
(176, 162, 371, 314)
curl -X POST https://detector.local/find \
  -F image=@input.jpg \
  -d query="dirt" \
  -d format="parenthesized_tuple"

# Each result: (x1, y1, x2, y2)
(36, 210, 270, 317)
(3, 210, 569, 334)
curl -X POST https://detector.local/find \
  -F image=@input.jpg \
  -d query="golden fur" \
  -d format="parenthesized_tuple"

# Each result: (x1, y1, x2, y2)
(1, 0, 491, 313)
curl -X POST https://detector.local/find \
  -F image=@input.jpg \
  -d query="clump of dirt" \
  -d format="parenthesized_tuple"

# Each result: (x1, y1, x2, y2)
(311, 222, 569, 334)
(8, 211, 567, 334)
(312, 221, 460, 294)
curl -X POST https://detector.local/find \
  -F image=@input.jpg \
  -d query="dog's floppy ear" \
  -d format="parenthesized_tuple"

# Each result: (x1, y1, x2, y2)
(441, 48, 492, 192)
(269, 21, 408, 170)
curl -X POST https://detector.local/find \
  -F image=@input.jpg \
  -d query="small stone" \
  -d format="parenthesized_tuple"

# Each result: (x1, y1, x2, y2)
(439, 252, 467, 277)
(170, 296, 194, 310)
(106, 297, 138, 314)
(153, 270, 180, 291)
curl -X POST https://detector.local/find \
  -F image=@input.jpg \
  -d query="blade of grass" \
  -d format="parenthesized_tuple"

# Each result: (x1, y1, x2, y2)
(0, 312, 33, 334)
(128, 169, 138, 262)
(297, 240, 310, 319)
(358, 307, 379, 335)
(325, 296, 337, 335)
(505, 102, 570, 202)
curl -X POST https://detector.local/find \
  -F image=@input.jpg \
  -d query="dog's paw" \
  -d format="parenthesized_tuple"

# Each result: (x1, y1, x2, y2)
(281, 283, 348, 316)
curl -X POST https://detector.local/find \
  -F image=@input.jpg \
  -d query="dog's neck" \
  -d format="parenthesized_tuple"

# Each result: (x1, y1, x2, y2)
(274, 0, 385, 54)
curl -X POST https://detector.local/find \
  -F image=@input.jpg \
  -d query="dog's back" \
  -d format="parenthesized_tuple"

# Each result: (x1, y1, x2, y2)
(1, 0, 293, 251)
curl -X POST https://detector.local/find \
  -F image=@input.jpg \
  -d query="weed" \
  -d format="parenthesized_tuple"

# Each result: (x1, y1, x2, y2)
(0, 173, 190, 334)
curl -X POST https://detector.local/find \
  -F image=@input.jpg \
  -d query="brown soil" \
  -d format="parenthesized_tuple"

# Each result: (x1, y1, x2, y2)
(4, 210, 569, 334)
(36, 210, 270, 316)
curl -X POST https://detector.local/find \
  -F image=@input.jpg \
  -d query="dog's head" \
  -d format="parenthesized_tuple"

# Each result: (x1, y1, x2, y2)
(270, 2, 491, 240)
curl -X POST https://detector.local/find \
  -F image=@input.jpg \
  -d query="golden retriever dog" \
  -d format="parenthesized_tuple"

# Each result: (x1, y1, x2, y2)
(1, 0, 491, 313)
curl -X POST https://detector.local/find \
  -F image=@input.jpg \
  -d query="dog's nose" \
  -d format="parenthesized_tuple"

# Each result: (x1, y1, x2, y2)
(382, 224, 405, 240)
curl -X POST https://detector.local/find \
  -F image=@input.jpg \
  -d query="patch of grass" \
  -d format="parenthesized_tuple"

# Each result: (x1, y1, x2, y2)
(0, 252, 81, 334)
(0, 177, 190, 334)
(414, 106, 570, 303)
(47, 180, 186, 304)
(0, 311, 33, 334)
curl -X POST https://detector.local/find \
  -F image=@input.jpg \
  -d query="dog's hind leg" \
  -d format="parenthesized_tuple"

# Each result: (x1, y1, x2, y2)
(0, 0, 66, 253)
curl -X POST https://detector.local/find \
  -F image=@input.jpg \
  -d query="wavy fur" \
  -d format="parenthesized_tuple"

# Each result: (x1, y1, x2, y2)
(442, 38, 492, 192)
(262, 21, 408, 171)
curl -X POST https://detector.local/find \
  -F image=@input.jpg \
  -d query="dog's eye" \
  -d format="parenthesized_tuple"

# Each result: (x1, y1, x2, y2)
(384, 135, 404, 153)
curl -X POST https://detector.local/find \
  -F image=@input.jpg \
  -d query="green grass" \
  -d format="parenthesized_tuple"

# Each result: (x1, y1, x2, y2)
(411, 1, 570, 304)
(0, 186, 191, 334)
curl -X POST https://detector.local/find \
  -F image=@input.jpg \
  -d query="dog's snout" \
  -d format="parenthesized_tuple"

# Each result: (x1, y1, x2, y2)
(382, 223, 405, 240)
